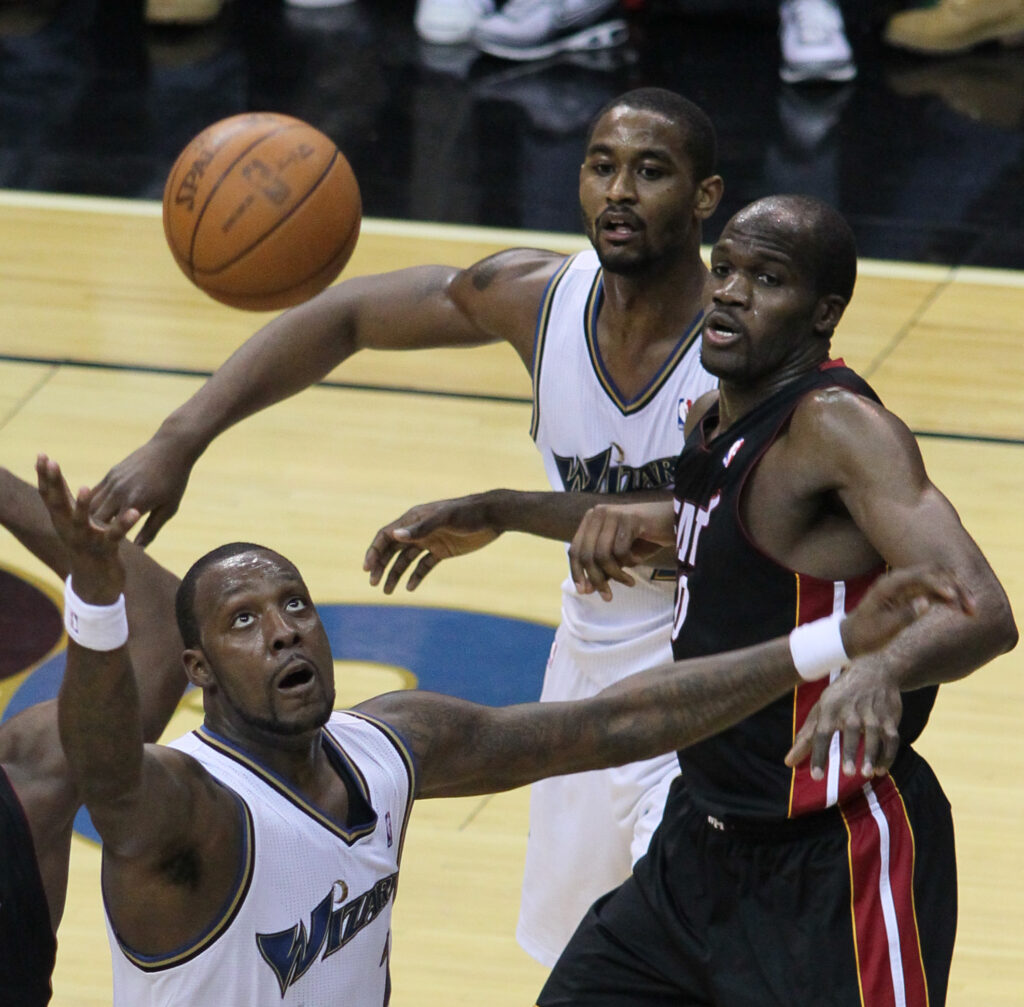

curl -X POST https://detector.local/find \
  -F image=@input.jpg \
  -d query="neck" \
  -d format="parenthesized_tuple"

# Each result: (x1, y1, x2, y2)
(204, 714, 327, 784)
(714, 355, 828, 435)
(599, 253, 709, 346)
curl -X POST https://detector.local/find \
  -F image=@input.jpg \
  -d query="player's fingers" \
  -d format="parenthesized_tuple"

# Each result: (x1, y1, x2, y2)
(363, 529, 401, 581)
(107, 508, 142, 546)
(593, 518, 634, 588)
(135, 508, 170, 548)
(406, 553, 440, 592)
(383, 546, 422, 595)
(784, 728, 811, 769)
(37, 458, 76, 520)
(857, 722, 880, 778)
(874, 722, 900, 776)
(841, 716, 867, 777)
(568, 516, 600, 594)
(612, 521, 644, 578)
(88, 479, 110, 517)
(808, 721, 836, 782)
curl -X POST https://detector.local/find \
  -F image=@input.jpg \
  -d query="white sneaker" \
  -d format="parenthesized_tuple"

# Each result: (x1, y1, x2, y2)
(779, 0, 856, 83)
(473, 0, 627, 61)
(415, 0, 497, 45)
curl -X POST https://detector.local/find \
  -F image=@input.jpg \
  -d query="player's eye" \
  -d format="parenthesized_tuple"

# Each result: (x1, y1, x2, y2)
(285, 597, 307, 613)
(231, 612, 255, 629)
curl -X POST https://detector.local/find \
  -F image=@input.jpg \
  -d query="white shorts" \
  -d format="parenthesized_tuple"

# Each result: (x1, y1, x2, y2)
(515, 623, 680, 968)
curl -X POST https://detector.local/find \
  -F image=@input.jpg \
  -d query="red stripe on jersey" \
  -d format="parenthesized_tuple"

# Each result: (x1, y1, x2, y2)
(843, 778, 930, 1007)
(788, 569, 884, 817)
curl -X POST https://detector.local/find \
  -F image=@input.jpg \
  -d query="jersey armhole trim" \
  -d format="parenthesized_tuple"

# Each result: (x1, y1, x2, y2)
(111, 792, 256, 972)
(530, 254, 576, 442)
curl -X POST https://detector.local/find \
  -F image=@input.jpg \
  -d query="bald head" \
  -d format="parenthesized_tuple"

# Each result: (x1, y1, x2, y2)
(724, 195, 857, 305)
(175, 542, 301, 649)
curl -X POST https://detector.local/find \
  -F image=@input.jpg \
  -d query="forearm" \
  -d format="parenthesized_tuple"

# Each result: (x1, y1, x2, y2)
(57, 643, 145, 814)
(156, 301, 357, 457)
(120, 553, 188, 743)
(482, 487, 674, 543)
(879, 587, 1016, 689)
(410, 640, 799, 798)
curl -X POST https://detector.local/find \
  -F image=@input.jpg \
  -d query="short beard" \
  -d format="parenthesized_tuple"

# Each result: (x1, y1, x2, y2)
(594, 248, 651, 277)
(215, 674, 335, 737)
(234, 702, 333, 737)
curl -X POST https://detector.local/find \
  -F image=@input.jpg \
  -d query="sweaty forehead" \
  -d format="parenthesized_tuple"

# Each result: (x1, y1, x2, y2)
(716, 214, 803, 264)
(198, 550, 303, 603)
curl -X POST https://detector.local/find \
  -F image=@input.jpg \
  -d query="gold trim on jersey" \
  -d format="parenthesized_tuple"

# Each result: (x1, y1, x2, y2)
(530, 254, 575, 442)
(192, 725, 379, 845)
(343, 709, 418, 862)
(584, 292, 705, 416)
(115, 795, 256, 971)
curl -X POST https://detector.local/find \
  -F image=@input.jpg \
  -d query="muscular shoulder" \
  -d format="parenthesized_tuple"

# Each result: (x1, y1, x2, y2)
(449, 249, 568, 358)
(785, 385, 925, 491)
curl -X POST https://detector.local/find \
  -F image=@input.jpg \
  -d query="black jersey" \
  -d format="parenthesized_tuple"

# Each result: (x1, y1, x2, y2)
(0, 764, 56, 1006)
(670, 359, 937, 819)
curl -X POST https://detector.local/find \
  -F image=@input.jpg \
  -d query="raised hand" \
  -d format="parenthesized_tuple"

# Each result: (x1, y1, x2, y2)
(568, 501, 675, 602)
(88, 436, 193, 547)
(363, 495, 501, 594)
(786, 565, 973, 779)
(36, 454, 140, 602)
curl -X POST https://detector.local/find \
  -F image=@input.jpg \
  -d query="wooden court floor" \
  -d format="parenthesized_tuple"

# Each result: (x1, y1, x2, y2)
(0, 191, 1022, 1005)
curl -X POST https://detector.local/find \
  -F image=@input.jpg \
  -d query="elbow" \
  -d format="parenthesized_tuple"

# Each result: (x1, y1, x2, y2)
(995, 600, 1019, 657)
(976, 590, 1018, 662)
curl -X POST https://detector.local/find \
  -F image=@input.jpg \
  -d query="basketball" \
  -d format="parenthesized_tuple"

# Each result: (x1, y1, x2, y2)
(162, 112, 362, 311)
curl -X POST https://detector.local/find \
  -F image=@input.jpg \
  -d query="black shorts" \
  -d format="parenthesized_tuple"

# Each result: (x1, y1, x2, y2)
(0, 766, 56, 1006)
(538, 749, 956, 1007)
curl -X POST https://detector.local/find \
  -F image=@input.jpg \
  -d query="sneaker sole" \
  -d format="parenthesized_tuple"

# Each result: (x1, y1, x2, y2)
(780, 59, 857, 83)
(475, 18, 628, 61)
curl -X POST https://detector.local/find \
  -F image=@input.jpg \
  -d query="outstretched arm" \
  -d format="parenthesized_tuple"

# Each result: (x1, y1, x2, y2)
(0, 465, 188, 929)
(363, 488, 673, 593)
(37, 458, 233, 861)
(357, 566, 971, 798)
(90, 251, 560, 545)
(0, 466, 186, 741)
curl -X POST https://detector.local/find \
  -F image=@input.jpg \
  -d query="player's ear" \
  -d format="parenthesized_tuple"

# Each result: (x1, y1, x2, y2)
(695, 175, 724, 220)
(183, 649, 214, 688)
(813, 294, 847, 338)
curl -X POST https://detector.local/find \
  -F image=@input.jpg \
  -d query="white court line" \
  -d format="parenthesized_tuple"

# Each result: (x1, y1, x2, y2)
(2, 188, 1023, 286)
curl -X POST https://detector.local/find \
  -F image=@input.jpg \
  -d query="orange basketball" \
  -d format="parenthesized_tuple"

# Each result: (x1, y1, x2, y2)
(162, 112, 361, 311)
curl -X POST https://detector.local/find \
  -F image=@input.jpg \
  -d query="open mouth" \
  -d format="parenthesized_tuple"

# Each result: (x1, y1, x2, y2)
(277, 665, 315, 691)
(704, 313, 742, 344)
(600, 211, 642, 241)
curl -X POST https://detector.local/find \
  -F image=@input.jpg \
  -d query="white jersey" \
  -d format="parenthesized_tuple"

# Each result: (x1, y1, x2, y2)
(530, 248, 717, 688)
(107, 711, 416, 1007)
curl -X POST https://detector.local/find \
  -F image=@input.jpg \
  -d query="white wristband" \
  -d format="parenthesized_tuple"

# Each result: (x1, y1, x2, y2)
(64, 575, 129, 652)
(788, 615, 849, 682)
